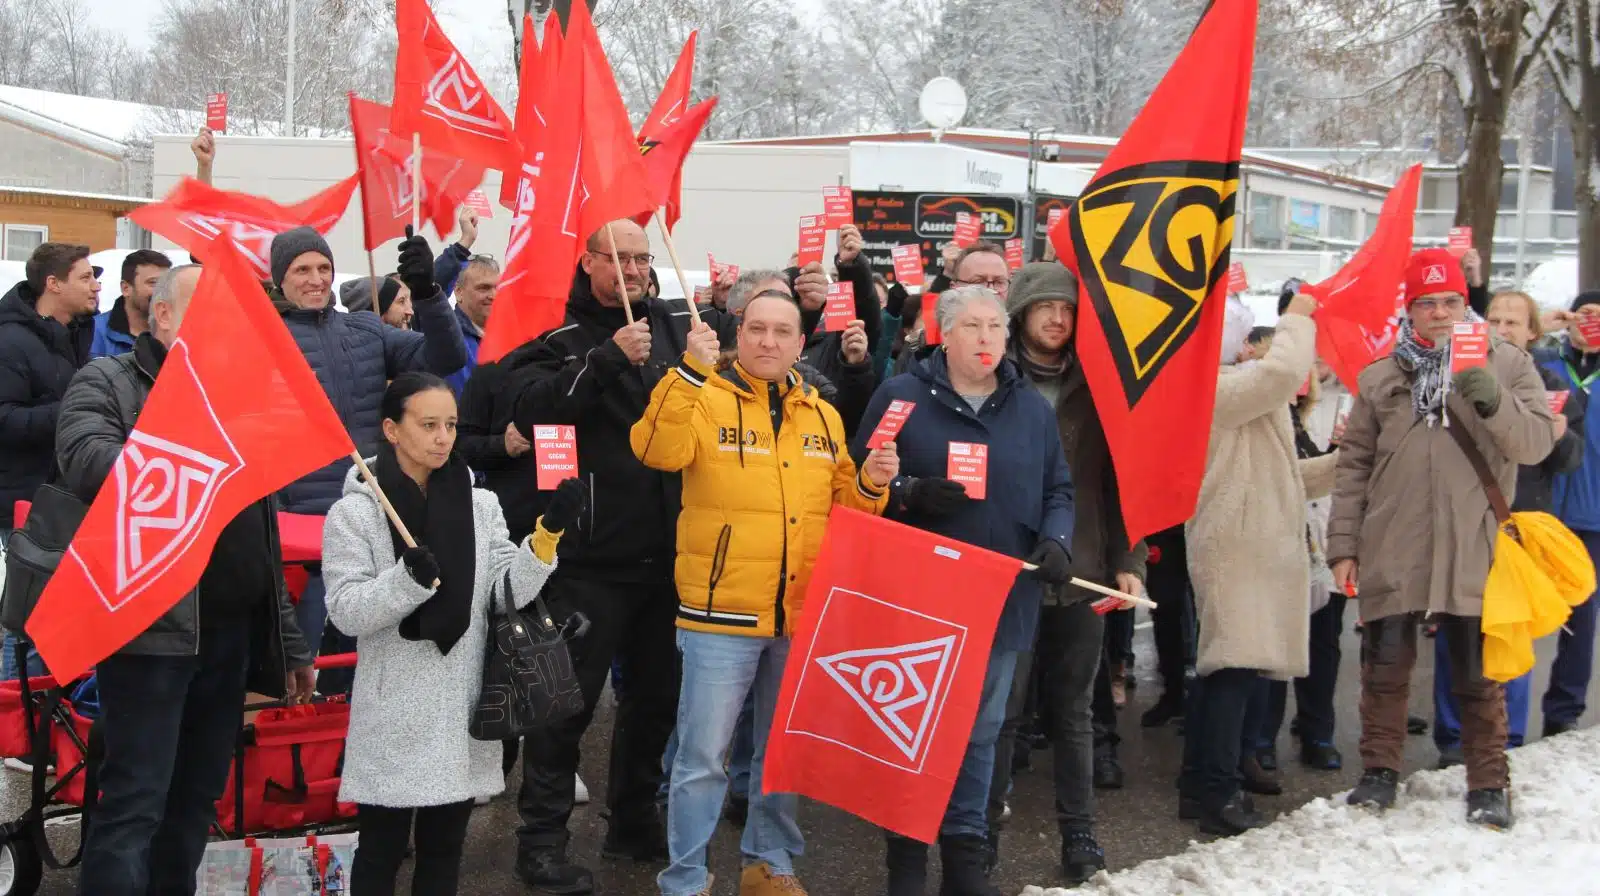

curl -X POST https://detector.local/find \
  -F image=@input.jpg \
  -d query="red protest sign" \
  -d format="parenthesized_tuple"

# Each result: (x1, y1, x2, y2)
(1047, 208, 1064, 229)
(946, 442, 988, 500)
(867, 400, 915, 450)
(1004, 239, 1024, 271)
(205, 92, 228, 133)
(823, 282, 854, 332)
(921, 297, 941, 346)
(1548, 391, 1570, 414)
(463, 189, 494, 218)
(1450, 322, 1489, 373)
(953, 212, 981, 248)
(1578, 317, 1600, 346)
(823, 186, 853, 229)
(1447, 226, 1472, 257)
(798, 215, 827, 267)
(708, 254, 739, 282)
(533, 425, 578, 490)
(1228, 261, 1248, 294)
(892, 244, 924, 288)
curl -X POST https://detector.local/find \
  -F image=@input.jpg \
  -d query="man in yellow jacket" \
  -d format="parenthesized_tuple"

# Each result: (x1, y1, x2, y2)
(632, 286, 898, 896)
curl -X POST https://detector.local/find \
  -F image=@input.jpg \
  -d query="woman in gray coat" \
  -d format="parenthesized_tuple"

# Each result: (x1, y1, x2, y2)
(321, 372, 587, 895)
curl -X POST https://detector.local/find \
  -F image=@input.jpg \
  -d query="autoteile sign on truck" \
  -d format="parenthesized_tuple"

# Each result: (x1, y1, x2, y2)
(853, 191, 1020, 283)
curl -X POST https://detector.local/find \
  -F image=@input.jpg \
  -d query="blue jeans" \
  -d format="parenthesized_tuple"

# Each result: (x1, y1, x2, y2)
(658, 690, 754, 802)
(79, 623, 251, 895)
(1, 631, 44, 680)
(1543, 576, 1599, 728)
(940, 647, 1018, 839)
(1435, 626, 1529, 748)
(659, 630, 800, 896)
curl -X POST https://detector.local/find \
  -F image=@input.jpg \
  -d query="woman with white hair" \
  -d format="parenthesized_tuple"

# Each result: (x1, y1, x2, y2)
(1178, 292, 1338, 836)
(852, 285, 1075, 896)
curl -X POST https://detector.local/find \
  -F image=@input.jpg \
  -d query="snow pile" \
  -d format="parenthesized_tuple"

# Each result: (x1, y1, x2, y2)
(1022, 726, 1600, 896)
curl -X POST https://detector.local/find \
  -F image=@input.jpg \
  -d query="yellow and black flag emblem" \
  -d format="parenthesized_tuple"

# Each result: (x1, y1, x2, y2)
(1048, 0, 1256, 545)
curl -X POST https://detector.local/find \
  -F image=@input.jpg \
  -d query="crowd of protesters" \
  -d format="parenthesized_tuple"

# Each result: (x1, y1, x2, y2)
(0, 132, 1594, 896)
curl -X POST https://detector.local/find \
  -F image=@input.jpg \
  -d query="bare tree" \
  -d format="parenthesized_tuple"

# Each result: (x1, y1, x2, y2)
(1540, 0, 1599, 288)
(0, 0, 56, 89)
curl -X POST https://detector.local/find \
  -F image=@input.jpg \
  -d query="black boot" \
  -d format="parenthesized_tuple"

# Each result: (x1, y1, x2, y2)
(1093, 745, 1125, 790)
(600, 813, 669, 862)
(1060, 829, 1106, 885)
(1300, 742, 1343, 771)
(1239, 753, 1283, 796)
(1347, 768, 1400, 810)
(886, 834, 929, 896)
(938, 835, 1001, 896)
(516, 848, 595, 895)
(981, 828, 1000, 875)
(1466, 788, 1514, 830)
(1140, 696, 1184, 728)
(1198, 791, 1267, 837)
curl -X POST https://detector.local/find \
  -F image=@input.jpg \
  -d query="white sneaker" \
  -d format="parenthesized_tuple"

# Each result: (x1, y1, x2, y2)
(4, 757, 52, 774)
(1000, 801, 1012, 823)
(574, 774, 590, 805)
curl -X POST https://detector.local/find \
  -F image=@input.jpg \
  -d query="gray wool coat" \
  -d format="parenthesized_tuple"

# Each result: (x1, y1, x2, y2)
(321, 462, 557, 808)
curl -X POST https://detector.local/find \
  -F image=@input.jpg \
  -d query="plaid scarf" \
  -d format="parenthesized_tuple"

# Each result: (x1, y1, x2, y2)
(1391, 310, 1485, 425)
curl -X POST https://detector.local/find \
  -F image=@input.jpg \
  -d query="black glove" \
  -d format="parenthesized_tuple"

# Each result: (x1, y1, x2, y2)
(396, 225, 436, 301)
(902, 477, 969, 517)
(885, 282, 909, 318)
(541, 476, 589, 534)
(1027, 539, 1071, 585)
(401, 546, 439, 588)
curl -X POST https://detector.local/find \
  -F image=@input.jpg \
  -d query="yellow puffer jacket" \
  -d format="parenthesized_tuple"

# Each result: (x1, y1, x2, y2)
(630, 353, 889, 637)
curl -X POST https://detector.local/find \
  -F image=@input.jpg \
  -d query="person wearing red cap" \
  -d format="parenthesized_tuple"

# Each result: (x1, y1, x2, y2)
(1327, 247, 1555, 829)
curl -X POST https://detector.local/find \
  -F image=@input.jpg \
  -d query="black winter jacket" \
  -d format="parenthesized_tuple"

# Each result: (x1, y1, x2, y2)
(509, 269, 695, 580)
(0, 281, 93, 525)
(1515, 364, 1587, 513)
(458, 340, 545, 543)
(53, 334, 312, 692)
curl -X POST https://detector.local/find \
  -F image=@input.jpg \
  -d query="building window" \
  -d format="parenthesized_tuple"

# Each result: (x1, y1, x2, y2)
(3, 224, 48, 262)
(1288, 200, 1323, 248)
(1329, 207, 1357, 241)
(1249, 193, 1284, 247)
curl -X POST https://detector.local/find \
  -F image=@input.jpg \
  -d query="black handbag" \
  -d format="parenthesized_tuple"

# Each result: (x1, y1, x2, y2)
(469, 570, 589, 741)
(2, 480, 90, 633)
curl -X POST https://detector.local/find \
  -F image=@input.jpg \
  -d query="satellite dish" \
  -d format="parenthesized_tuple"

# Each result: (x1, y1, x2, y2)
(919, 77, 968, 131)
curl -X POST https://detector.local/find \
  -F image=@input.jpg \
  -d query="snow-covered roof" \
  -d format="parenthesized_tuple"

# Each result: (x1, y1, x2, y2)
(0, 185, 151, 207)
(0, 84, 196, 154)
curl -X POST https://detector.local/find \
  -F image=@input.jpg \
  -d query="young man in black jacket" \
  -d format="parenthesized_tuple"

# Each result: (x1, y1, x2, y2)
(507, 220, 697, 894)
(56, 265, 313, 895)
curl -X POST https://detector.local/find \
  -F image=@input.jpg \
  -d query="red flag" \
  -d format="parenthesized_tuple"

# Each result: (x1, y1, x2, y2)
(763, 509, 1022, 843)
(1048, 0, 1255, 545)
(392, 0, 519, 172)
(633, 98, 716, 232)
(1305, 164, 1422, 391)
(570, 1, 654, 238)
(26, 243, 355, 681)
(500, 13, 563, 210)
(349, 93, 485, 249)
(129, 176, 358, 280)
(637, 31, 697, 145)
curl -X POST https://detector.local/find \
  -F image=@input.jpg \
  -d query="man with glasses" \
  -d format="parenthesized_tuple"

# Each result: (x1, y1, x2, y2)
(894, 242, 1011, 376)
(508, 219, 703, 894)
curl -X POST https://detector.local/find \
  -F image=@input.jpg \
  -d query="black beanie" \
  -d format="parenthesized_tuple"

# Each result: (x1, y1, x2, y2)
(377, 277, 402, 317)
(1571, 291, 1600, 314)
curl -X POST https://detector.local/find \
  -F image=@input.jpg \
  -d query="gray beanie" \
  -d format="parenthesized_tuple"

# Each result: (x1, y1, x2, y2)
(339, 278, 373, 313)
(1006, 262, 1078, 319)
(270, 226, 334, 288)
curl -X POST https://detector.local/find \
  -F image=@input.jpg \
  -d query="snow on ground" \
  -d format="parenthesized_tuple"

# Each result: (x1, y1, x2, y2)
(1022, 726, 1600, 896)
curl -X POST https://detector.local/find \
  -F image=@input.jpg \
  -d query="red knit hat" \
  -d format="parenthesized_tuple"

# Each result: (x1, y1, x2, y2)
(1404, 248, 1467, 306)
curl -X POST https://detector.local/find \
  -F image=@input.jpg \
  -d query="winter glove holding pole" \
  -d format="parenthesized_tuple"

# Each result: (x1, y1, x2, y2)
(1452, 366, 1501, 417)
(397, 226, 437, 301)
(901, 477, 970, 517)
(402, 546, 440, 589)
(1027, 539, 1072, 585)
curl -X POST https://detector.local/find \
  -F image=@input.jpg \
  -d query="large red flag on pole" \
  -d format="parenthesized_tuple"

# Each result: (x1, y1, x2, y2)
(633, 98, 716, 233)
(349, 93, 485, 249)
(1048, 0, 1256, 545)
(763, 509, 1023, 843)
(1305, 164, 1423, 391)
(129, 176, 358, 281)
(637, 31, 697, 145)
(392, 0, 519, 172)
(27, 243, 356, 681)
(500, 13, 563, 210)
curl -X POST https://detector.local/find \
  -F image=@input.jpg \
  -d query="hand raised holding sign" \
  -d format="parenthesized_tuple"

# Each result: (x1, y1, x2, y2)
(863, 441, 900, 488)
(837, 225, 864, 265)
(841, 320, 869, 364)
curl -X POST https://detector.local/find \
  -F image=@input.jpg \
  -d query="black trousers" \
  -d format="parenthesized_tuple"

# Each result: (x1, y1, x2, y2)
(1180, 667, 1259, 809)
(517, 573, 681, 854)
(1258, 594, 1347, 750)
(352, 801, 474, 895)
(1144, 526, 1195, 705)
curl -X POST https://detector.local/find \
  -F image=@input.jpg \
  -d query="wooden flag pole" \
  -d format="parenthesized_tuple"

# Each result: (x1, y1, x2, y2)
(1015, 566, 1158, 610)
(411, 133, 422, 234)
(603, 221, 636, 325)
(654, 211, 701, 326)
(366, 251, 380, 314)
(348, 450, 439, 587)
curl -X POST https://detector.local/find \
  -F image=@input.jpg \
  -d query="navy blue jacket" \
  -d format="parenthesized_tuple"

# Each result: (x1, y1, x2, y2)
(445, 306, 482, 397)
(0, 281, 94, 525)
(1536, 344, 1600, 529)
(273, 288, 467, 514)
(850, 351, 1075, 652)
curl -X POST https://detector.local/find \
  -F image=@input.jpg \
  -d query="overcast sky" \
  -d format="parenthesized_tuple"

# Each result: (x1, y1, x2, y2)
(91, 0, 514, 55)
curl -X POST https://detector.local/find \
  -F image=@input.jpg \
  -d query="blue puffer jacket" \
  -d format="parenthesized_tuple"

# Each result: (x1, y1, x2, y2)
(274, 289, 467, 514)
(1537, 343, 1600, 531)
(850, 351, 1075, 652)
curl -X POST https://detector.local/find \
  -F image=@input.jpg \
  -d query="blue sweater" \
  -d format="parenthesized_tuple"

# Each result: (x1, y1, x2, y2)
(850, 351, 1075, 652)
(1538, 344, 1600, 532)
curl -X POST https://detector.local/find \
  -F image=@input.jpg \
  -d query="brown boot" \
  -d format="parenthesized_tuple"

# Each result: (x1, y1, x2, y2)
(740, 862, 808, 895)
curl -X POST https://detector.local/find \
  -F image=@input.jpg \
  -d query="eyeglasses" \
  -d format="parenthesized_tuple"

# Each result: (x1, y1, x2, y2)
(468, 253, 497, 263)
(955, 277, 1009, 293)
(595, 252, 655, 269)
(1412, 296, 1465, 314)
